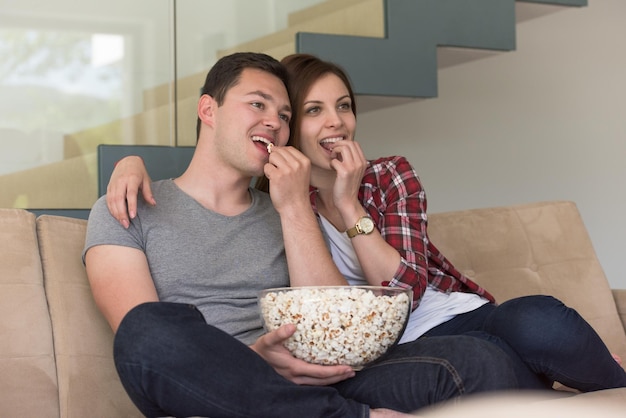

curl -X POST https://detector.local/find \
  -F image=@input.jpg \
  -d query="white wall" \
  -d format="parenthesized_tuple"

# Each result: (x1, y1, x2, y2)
(357, 0, 626, 288)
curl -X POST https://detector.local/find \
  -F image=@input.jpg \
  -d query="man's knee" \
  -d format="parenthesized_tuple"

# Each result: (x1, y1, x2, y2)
(450, 335, 519, 391)
(114, 302, 204, 362)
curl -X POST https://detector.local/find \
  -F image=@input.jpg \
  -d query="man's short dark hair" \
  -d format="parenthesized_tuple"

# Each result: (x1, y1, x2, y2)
(196, 52, 290, 139)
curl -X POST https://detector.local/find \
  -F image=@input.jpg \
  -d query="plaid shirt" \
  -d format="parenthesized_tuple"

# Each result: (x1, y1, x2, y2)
(310, 156, 495, 309)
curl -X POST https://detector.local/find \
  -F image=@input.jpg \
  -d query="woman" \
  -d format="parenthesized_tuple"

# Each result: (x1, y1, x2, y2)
(107, 53, 626, 392)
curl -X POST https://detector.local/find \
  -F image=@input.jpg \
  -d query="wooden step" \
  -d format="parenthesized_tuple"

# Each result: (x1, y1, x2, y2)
(143, 0, 383, 112)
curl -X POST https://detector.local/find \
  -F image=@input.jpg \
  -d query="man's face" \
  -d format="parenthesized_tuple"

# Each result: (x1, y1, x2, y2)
(213, 68, 291, 177)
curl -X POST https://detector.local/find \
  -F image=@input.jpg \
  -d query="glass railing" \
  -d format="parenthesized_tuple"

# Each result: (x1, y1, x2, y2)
(0, 0, 324, 212)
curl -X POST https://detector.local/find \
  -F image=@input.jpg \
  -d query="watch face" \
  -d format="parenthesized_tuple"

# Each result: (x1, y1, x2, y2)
(359, 216, 375, 234)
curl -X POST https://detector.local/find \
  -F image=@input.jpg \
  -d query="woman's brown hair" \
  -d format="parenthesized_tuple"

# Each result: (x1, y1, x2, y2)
(255, 54, 357, 192)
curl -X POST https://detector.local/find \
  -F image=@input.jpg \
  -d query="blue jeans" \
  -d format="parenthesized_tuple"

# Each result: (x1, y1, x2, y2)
(423, 295, 626, 392)
(114, 302, 518, 417)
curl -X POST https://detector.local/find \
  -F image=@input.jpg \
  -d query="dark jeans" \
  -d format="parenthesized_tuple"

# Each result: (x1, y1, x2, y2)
(423, 295, 626, 392)
(114, 302, 518, 418)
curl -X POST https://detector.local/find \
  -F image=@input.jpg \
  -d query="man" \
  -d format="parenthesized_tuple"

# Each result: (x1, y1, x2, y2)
(84, 52, 517, 418)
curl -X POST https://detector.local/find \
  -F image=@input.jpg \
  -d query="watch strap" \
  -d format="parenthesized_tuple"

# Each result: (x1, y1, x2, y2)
(346, 224, 361, 238)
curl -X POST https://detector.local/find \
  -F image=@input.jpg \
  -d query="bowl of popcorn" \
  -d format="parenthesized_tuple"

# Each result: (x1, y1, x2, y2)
(258, 286, 412, 370)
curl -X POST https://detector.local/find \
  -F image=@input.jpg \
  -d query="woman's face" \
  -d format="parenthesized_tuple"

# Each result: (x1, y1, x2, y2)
(298, 73, 356, 170)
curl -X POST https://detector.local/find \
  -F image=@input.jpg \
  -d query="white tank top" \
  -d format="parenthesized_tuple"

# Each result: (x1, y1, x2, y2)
(318, 215, 489, 343)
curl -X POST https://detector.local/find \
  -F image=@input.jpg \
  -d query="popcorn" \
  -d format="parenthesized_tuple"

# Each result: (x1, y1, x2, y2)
(259, 286, 411, 369)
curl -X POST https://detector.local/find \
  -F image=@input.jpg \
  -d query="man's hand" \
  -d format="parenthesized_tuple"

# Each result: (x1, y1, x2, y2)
(263, 146, 311, 215)
(106, 156, 155, 228)
(263, 145, 347, 287)
(250, 324, 355, 386)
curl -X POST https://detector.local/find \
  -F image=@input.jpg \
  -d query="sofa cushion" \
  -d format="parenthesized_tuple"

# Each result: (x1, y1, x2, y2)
(36, 214, 141, 417)
(0, 209, 59, 416)
(428, 201, 626, 362)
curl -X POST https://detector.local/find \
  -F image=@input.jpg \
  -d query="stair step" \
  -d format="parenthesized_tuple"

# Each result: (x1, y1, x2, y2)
(144, 0, 382, 112)
(219, 0, 383, 57)
(287, 0, 370, 27)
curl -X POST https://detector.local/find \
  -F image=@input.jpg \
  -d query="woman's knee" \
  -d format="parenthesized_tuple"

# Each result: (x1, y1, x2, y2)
(485, 295, 585, 353)
(486, 296, 567, 334)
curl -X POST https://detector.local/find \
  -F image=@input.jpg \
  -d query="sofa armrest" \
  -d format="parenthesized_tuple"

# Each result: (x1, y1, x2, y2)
(613, 289, 626, 334)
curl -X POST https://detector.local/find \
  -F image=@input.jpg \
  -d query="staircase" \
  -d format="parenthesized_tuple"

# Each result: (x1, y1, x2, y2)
(1, 0, 588, 210)
(297, 0, 587, 112)
(154, 0, 587, 116)
(66, 0, 588, 152)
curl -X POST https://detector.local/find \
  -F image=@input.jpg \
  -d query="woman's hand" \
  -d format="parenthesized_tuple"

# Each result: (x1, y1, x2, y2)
(613, 353, 622, 365)
(250, 324, 355, 386)
(106, 156, 155, 228)
(330, 141, 368, 218)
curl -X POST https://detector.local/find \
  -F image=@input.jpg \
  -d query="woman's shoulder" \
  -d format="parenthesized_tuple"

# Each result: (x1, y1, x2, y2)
(363, 156, 422, 195)
(366, 155, 414, 175)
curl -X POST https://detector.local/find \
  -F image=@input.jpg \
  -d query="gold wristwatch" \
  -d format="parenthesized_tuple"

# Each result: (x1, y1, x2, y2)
(346, 215, 375, 238)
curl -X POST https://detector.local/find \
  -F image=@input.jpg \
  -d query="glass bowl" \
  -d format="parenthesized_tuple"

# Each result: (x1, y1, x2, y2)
(258, 286, 412, 370)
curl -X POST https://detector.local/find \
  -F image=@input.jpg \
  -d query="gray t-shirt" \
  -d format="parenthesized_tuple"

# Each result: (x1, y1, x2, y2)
(83, 179, 289, 345)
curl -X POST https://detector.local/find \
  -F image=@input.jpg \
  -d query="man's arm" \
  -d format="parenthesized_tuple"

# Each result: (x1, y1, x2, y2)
(279, 203, 344, 287)
(264, 146, 347, 287)
(85, 245, 159, 333)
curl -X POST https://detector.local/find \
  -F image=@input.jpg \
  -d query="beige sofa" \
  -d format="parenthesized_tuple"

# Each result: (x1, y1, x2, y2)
(1, 200, 625, 417)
